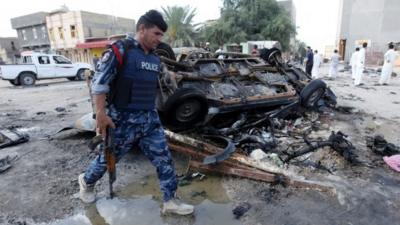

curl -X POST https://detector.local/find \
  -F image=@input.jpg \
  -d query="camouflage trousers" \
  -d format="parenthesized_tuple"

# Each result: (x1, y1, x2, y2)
(83, 109, 177, 201)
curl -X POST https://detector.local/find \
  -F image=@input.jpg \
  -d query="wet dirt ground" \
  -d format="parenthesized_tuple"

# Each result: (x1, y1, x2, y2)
(0, 65, 400, 225)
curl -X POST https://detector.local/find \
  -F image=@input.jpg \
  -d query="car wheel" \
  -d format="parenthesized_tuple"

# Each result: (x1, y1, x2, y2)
(19, 73, 36, 86)
(300, 79, 327, 108)
(162, 88, 208, 129)
(75, 69, 86, 81)
(155, 42, 176, 61)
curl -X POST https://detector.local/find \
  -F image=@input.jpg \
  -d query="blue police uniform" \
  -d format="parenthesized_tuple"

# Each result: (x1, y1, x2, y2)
(84, 36, 178, 202)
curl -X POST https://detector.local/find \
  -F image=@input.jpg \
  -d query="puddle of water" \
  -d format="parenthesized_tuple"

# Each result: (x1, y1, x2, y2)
(40, 174, 241, 225)
(90, 196, 242, 225)
(118, 174, 230, 205)
(83, 174, 241, 225)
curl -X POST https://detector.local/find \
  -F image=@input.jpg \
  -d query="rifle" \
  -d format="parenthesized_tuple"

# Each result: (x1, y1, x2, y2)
(104, 127, 116, 198)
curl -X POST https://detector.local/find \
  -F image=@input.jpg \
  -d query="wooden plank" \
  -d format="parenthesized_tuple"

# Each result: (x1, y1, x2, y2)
(189, 160, 279, 183)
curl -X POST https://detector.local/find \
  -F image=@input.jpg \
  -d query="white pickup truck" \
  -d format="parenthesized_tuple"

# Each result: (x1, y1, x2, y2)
(0, 52, 93, 86)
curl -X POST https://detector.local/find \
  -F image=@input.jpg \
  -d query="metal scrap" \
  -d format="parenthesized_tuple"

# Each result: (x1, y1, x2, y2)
(0, 155, 18, 173)
(166, 130, 335, 194)
(0, 129, 29, 149)
(366, 135, 400, 156)
(283, 131, 358, 163)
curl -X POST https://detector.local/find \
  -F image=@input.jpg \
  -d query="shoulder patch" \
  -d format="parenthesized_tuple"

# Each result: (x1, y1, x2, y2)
(101, 50, 112, 63)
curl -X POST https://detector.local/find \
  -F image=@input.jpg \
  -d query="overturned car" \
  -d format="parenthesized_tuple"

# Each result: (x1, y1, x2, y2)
(154, 46, 335, 131)
(77, 44, 335, 133)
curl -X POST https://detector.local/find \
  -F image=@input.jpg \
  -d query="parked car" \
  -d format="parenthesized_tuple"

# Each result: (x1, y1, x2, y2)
(0, 52, 93, 86)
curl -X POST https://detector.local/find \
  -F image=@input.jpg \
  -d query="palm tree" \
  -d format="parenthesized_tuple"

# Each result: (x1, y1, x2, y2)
(161, 6, 197, 47)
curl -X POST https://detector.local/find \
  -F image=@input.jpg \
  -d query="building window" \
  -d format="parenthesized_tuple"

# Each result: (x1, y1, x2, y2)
(41, 26, 47, 39)
(22, 30, 26, 40)
(49, 28, 55, 41)
(70, 25, 77, 38)
(32, 27, 38, 39)
(58, 27, 64, 40)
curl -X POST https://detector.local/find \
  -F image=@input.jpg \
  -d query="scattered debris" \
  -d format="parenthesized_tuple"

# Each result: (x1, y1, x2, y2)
(178, 172, 206, 186)
(283, 131, 358, 164)
(0, 128, 29, 149)
(341, 94, 364, 102)
(166, 130, 336, 193)
(366, 135, 400, 156)
(232, 202, 251, 219)
(0, 155, 18, 173)
(54, 107, 66, 112)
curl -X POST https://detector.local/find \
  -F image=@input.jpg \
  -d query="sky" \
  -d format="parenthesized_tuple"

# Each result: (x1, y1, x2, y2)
(0, 0, 340, 53)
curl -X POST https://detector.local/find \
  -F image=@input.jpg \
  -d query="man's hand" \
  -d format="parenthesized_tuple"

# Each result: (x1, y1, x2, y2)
(94, 93, 115, 139)
(96, 111, 115, 139)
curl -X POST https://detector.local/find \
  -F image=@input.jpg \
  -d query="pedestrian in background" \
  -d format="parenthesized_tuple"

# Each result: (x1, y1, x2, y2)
(379, 42, 398, 85)
(251, 45, 259, 56)
(311, 50, 322, 79)
(329, 49, 340, 79)
(92, 54, 99, 71)
(305, 46, 314, 75)
(354, 42, 367, 86)
(215, 45, 224, 59)
(350, 47, 359, 80)
(203, 42, 211, 51)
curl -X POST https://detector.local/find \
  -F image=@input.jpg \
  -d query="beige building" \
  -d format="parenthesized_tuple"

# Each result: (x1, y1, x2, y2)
(46, 8, 135, 64)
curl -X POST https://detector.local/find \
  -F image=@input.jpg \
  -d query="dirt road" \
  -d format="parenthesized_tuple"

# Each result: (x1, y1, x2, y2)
(0, 66, 399, 225)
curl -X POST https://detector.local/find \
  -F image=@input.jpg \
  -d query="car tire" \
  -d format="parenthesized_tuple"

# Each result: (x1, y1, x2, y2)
(300, 79, 327, 108)
(75, 69, 86, 81)
(162, 88, 208, 129)
(19, 72, 36, 86)
(155, 42, 176, 61)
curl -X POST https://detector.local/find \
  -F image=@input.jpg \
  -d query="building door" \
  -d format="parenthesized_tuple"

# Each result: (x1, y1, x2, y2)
(339, 39, 346, 61)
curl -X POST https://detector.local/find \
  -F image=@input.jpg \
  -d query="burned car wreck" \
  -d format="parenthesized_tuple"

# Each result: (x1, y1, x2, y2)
(155, 46, 336, 131)
(74, 44, 364, 191)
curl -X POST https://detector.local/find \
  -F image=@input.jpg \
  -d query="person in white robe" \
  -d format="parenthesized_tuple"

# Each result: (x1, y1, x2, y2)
(350, 47, 359, 80)
(354, 42, 367, 86)
(329, 49, 340, 79)
(311, 50, 322, 79)
(379, 43, 398, 85)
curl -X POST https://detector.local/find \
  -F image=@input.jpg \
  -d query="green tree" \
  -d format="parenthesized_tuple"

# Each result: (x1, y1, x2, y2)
(161, 6, 197, 47)
(201, 0, 295, 50)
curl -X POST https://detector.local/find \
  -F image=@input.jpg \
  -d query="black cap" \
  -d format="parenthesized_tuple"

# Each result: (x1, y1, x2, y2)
(138, 10, 168, 32)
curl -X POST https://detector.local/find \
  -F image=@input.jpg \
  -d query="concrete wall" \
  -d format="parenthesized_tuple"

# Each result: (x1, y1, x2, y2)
(80, 11, 135, 39)
(0, 37, 20, 64)
(11, 12, 51, 51)
(337, 0, 400, 65)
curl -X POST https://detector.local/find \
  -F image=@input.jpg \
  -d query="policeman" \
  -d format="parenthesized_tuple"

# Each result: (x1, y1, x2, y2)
(305, 46, 314, 75)
(78, 10, 194, 216)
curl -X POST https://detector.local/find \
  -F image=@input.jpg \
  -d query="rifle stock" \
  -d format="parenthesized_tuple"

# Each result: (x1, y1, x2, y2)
(105, 127, 116, 198)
